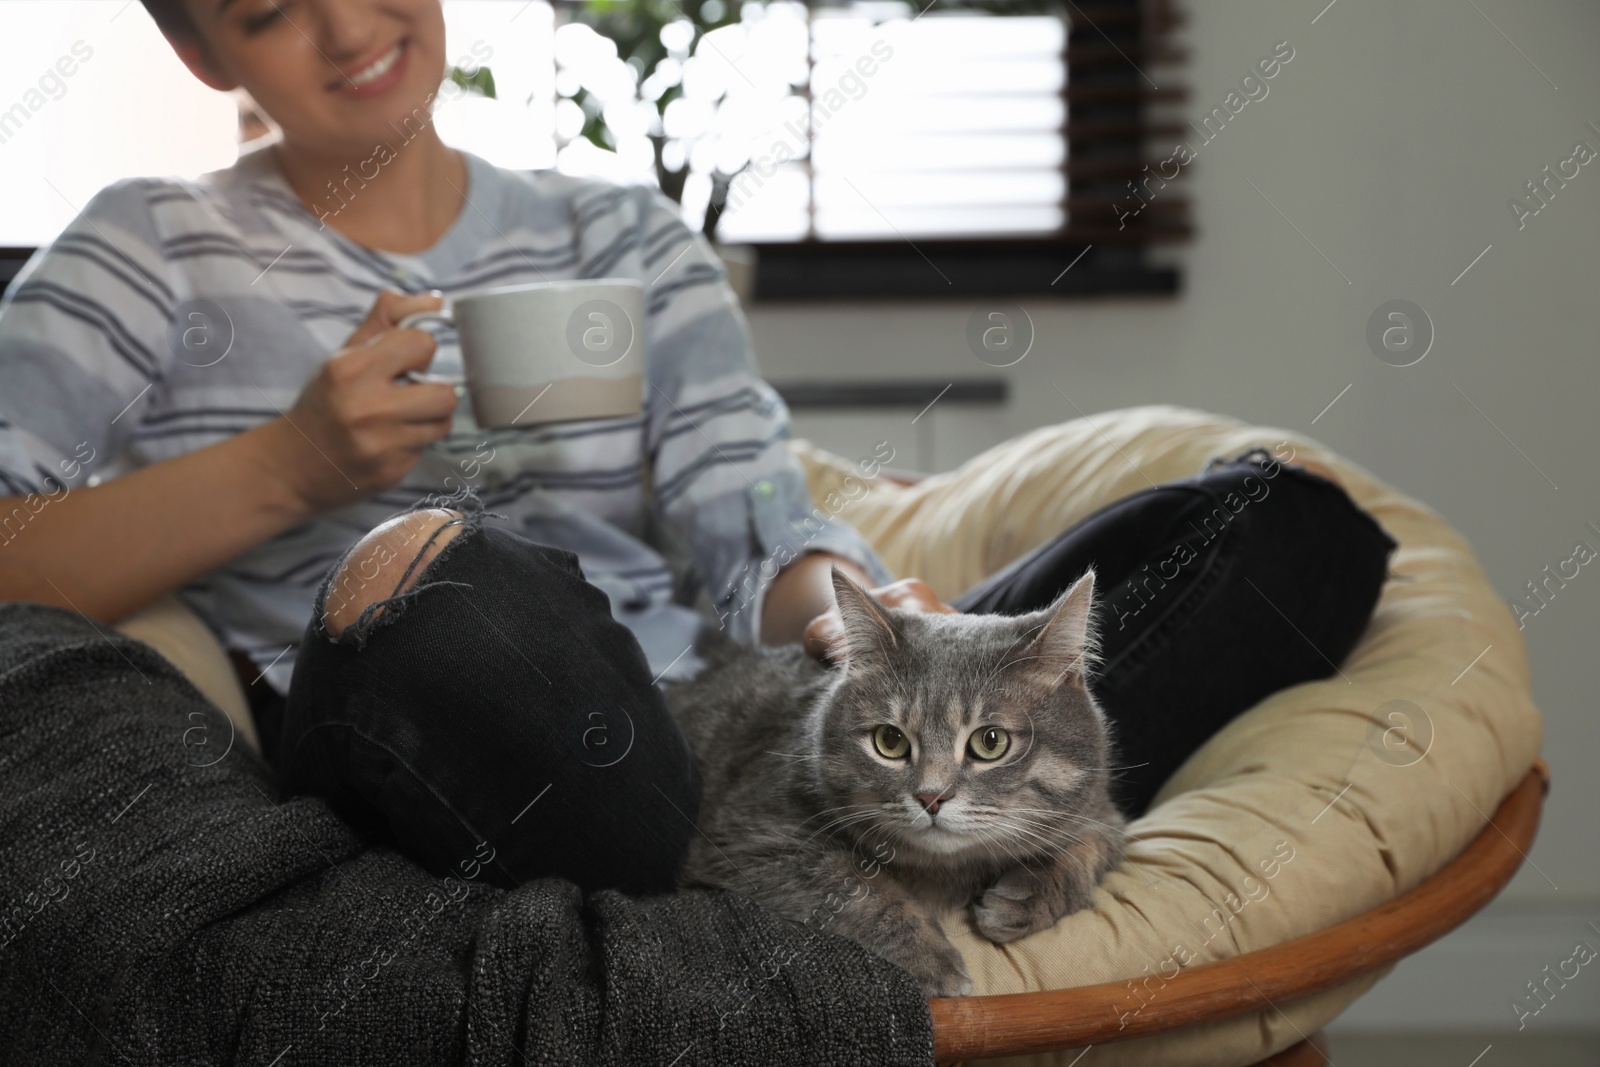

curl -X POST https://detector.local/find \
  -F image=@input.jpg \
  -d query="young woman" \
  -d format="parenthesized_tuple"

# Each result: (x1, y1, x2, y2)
(0, 0, 1393, 1055)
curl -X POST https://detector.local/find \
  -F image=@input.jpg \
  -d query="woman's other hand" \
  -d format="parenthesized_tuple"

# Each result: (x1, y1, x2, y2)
(803, 576, 957, 664)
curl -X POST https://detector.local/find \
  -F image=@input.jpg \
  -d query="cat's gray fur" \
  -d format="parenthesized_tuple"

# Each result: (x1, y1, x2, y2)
(662, 569, 1125, 997)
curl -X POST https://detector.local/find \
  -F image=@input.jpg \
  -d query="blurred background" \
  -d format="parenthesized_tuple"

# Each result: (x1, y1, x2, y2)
(1, 1, 1595, 1060)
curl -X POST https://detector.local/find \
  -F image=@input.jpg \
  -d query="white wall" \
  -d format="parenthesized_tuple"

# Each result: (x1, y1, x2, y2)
(750, 0, 1600, 939)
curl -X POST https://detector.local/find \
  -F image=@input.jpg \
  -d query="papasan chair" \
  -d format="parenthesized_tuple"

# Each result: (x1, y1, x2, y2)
(112, 405, 1546, 1067)
(786, 405, 1547, 1066)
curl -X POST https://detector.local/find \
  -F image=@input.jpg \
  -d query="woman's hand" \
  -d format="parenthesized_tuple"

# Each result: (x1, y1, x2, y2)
(803, 576, 957, 663)
(262, 290, 459, 514)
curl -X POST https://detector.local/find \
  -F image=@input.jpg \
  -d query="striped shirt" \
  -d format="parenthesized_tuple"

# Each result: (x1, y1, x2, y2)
(0, 145, 892, 693)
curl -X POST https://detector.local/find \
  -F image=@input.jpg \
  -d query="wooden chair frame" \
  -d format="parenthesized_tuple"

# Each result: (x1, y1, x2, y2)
(930, 759, 1550, 1065)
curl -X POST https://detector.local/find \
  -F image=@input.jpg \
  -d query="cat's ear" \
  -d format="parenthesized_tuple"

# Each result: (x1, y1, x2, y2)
(1020, 569, 1099, 685)
(830, 568, 900, 672)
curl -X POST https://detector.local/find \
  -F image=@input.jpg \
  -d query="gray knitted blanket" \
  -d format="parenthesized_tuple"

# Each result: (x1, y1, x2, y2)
(0, 604, 936, 1066)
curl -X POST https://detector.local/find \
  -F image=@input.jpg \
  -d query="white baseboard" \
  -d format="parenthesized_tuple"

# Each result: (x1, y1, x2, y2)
(1328, 901, 1600, 1033)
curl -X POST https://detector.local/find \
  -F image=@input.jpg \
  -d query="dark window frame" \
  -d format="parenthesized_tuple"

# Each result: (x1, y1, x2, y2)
(0, 250, 32, 298)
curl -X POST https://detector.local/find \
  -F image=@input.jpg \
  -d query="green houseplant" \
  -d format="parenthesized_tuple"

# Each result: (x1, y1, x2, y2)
(557, 0, 1064, 242)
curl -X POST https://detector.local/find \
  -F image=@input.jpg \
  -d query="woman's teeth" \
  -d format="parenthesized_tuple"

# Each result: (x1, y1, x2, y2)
(348, 43, 403, 86)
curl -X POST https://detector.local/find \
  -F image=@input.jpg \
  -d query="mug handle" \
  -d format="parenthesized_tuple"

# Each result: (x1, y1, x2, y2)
(396, 308, 465, 386)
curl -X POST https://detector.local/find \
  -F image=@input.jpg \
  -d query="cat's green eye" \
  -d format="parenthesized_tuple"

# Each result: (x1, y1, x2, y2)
(968, 726, 1010, 761)
(873, 725, 911, 759)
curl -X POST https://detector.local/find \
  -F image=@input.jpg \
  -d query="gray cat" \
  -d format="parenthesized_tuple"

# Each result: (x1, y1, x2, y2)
(663, 568, 1126, 997)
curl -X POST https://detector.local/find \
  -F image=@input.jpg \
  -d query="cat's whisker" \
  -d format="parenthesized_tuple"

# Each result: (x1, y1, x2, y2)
(981, 825, 1049, 887)
(856, 823, 904, 866)
(797, 806, 886, 842)
(1009, 827, 1106, 888)
(867, 822, 904, 852)
(1000, 809, 1164, 886)
(1042, 816, 1129, 847)
(1002, 807, 1127, 836)
(802, 809, 885, 845)
(969, 826, 1006, 871)
(796, 802, 877, 828)
(973, 828, 1021, 880)
(1005, 814, 1089, 847)
(802, 823, 876, 849)
(993, 820, 1073, 859)
(997, 805, 1124, 835)
(991, 814, 1087, 855)
(998, 819, 1101, 893)
(798, 815, 878, 842)
(972, 812, 1088, 838)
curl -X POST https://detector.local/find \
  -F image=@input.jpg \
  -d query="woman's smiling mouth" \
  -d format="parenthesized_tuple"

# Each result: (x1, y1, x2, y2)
(330, 39, 410, 98)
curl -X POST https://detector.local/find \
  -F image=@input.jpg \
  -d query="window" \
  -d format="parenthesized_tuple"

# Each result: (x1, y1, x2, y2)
(717, 10, 1073, 242)
(547, 0, 1189, 297)
(740, 1, 1190, 296)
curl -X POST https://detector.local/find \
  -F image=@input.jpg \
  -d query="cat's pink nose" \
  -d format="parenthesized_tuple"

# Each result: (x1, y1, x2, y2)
(916, 791, 949, 814)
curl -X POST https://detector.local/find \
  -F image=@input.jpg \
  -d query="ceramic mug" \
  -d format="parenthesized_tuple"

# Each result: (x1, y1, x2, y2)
(400, 279, 645, 428)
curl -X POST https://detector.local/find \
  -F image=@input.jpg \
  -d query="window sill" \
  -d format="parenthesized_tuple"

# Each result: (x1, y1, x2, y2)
(745, 238, 1181, 300)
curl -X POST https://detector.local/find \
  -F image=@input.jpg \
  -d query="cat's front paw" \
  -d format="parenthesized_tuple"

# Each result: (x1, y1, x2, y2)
(870, 927, 973, 997)
(974, 860, 1094, 944)
(903, 937, 974, 998)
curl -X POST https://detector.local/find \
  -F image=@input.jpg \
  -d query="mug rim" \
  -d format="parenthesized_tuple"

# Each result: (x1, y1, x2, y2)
(456, 278, 645, 304)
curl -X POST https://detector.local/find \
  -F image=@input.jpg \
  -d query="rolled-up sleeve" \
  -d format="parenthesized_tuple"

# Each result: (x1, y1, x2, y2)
(636, 193, 892, 645)
(0, 179, 173, 504)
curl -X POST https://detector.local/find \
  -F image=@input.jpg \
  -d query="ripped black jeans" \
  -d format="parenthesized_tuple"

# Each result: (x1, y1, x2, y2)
(274, 450, 1394, 896)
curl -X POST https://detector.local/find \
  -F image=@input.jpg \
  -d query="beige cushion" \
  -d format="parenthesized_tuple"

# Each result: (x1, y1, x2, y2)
(793, 405, 1542, 1066)
(114, 593, 260, 755)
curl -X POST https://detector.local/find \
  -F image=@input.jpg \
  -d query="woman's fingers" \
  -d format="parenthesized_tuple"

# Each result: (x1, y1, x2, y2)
(271, 314, 458, 513)
(803, 576, 956, 663)
(804, 613, 844, 663)
(346, 289, 445, 349)
(869, 578, 957, 615)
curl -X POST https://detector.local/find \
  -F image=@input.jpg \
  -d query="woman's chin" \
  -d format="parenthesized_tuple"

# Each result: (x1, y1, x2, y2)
(311, 95, 443, 158)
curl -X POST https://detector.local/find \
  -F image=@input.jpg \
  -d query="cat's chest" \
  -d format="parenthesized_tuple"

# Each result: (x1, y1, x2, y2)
(882, 854, 989, 912)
